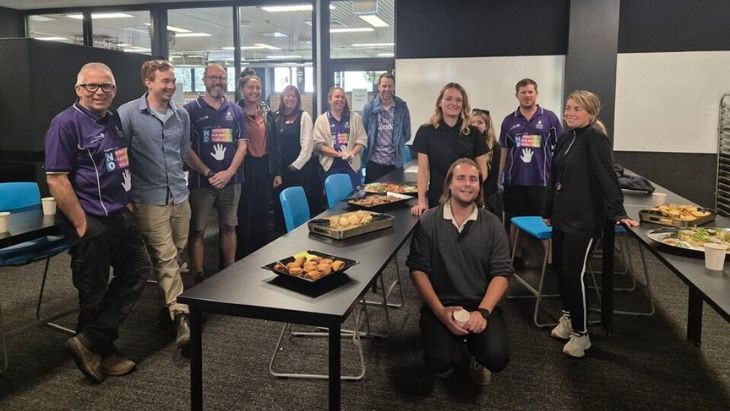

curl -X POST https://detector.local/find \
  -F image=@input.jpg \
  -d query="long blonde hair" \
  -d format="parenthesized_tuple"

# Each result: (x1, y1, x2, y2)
(428, 82, 472, 136)
(471, 109, 497, 170)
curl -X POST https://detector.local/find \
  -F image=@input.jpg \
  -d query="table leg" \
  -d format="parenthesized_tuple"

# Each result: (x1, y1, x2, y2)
(328, 326, 341, 411)
(601, 220, 615, 334)
(687, 287, 703, 347)
(191, 309, 203, 411)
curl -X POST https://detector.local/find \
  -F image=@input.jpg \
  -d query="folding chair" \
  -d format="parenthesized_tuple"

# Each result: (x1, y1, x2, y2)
(0, 182, 74, 374)
(324, 173, 354, 209)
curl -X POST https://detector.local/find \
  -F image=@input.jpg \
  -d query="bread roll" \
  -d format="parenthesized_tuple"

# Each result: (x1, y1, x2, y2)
(286, 262, 301, 270)
(317, 263, 332, 274)
(338, 217, 350, 227)
(303, 261, 318, 271)
(320, 258, 334, 265)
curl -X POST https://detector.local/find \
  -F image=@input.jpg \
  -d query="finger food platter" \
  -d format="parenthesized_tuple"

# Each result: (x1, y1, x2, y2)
(639, 204, 715, 227)
(647, 227, 730, 254)
(262, 250, 357, 283)
(308, 210, 395, 240)
(346, 191, 412, 210)
(361, 182, 417, 195)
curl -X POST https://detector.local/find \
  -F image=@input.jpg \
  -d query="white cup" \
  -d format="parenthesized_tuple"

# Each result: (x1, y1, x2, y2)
(651, 192, 667, 207)
(41, 197, 56, 215)
(453, 309, 470, 327)
(0, 211, 10, 233)
(703, 243, 727, 271)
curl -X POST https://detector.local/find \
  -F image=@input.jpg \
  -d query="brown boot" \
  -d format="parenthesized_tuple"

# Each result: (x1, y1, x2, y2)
(174, 312, 191, 349)
(66, 336, 105, 383)
(101, 353, 137, 376)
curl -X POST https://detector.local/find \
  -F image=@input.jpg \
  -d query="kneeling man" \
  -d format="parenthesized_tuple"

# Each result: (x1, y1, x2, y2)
(406, 158, 512, 385)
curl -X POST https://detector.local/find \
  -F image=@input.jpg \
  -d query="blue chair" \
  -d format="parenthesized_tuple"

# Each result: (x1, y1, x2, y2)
(0, 182, 72, 374)
(402, 145, 412, 164)
(324, 173, 354, 209)
(279, 186, 311, 233)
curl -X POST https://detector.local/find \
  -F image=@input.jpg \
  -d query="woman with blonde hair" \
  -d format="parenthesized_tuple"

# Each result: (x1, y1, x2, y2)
(471, 108, 503, 219)
(542, 90, 638, 358)
(411, 82, 489, 216)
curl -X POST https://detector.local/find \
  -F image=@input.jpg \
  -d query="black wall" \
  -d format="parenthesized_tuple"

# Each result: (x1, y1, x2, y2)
(0, 6, 24, 38)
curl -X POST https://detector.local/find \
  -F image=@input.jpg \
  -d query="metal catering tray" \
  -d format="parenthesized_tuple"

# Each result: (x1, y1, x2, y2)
(639, 208, 716, 227)
(308, 211, 395, 239)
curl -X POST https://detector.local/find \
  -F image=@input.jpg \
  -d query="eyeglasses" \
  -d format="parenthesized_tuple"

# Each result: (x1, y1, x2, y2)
(205, 75, 227, 82)
(77, 83, 116, 93)
(472, 108, 490, 115)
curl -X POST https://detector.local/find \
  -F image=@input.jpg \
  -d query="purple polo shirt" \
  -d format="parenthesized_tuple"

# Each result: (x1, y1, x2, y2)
(44, 102, 130, 217)
(184, 97, 247, 188)
(499, 105, 562, 187)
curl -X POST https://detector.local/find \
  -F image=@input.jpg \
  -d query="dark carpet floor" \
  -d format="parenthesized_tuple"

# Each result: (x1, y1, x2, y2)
(0, 232, 728, 410)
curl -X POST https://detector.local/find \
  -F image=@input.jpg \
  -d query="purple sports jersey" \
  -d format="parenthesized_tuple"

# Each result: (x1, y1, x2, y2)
(44, 102, 130, 216)
(499, 105, 562, 187)
(184, 97, 247, 188)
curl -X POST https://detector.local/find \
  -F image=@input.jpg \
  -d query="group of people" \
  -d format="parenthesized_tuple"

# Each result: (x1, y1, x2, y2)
(43, 59, 634, 387)
(405, 78, 636, 386)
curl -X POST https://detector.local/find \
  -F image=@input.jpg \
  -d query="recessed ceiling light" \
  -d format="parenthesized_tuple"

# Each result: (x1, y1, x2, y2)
(359, 15, 389, 28)
(66, 13, 134, 20)
(35, 36, 68, 41)
(262, 4, 335, 12)
(254, 43, 281, 50)
(352, 42, 394, 47)
(377, 53, 395, 57)
(174, 33, 212, 38)
(124, 47, 151, 53)
(330, 27, 374, 33)
(144, 23, 191, 33)
(266, 55, 303, 59)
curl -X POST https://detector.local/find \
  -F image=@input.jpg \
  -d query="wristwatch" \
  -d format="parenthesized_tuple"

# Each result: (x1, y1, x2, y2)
(478, 308, 491, 320)
(206, 170, 215, 178)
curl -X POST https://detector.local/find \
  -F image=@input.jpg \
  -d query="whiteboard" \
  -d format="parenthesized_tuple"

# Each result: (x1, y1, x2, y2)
(395, 55, 566, 143)
(615, 51, 730, 154)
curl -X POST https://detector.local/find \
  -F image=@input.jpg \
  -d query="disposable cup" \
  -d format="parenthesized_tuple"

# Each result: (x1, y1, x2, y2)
(41, 197, 56, 215)
(453, 309, 470, 327)
(0, 211, 9, 233)
(651, 192, 667, 207)
(703, 243, 727, 271)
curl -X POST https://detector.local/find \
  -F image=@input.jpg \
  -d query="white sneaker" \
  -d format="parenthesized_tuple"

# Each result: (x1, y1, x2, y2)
(468, 357, 492, 385)
(562, 333, 591, 358)
(551, 314, 572, 340)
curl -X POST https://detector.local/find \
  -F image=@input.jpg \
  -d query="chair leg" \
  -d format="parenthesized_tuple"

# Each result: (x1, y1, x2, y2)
(35, 257, 75, 334)
(533, 241, 559, 328)
(0, 304, 7, 374)
(365, 255, 405, 309)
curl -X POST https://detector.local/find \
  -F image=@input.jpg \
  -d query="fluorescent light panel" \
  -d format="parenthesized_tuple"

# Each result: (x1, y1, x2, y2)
(35, 36, 68, 41)
(352, 42, 394, 47)
(30, 15, 57, 22)
(262, 4, 335, 12)
(221, 43, 280, 50)
(377, 52, 395, 57)
(266, 55, 303, 59)
(330, 27, 374, 33)
(66, 13, 133, 19)
(144, 23, 191, 33)
(174, 33, 212, 38)
(359, 15, 389, 27)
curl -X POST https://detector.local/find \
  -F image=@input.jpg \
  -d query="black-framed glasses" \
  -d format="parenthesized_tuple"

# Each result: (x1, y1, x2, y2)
(472, 108, 490, 115)
(78, 83, 116, 93)
(205, 75, 227, 82)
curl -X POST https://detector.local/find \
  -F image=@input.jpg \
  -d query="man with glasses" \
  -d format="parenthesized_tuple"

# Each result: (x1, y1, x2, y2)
(499, 79, 562, 263)
(118, 60, 193, 351)
(45, 62, 151, 382)
(361, 72, 412, 183)
(184, 64, 247, 283)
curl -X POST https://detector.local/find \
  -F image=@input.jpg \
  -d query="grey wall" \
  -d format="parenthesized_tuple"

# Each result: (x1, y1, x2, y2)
(0, 6, 24, 38)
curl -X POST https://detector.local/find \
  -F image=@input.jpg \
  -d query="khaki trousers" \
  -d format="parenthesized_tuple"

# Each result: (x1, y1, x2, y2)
(134, 200, 191, 315)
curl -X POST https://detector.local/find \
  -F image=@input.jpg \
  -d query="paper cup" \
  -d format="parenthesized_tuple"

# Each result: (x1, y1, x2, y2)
(41, 197, 56, 215)
(651, 192, 667, 207)
(453, 309, 470, 327)
(0, 211, 9, 233)
(704, 243, 727, 271)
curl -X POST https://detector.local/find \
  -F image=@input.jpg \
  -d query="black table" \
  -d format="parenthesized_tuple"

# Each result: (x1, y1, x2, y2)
(605, 184, 730, 345)
(0, 206, 57, 248)
(179, 171, 419, 410)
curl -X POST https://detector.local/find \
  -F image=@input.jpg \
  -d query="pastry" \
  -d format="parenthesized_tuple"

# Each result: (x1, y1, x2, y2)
(331, 260, 345, 272)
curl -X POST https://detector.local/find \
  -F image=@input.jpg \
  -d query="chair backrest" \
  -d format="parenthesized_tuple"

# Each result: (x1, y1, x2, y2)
(403, 145, 412, 164)
(279, 186, 311, 232)
(324, 173, 354, 209)
(0, 182, 41, 212)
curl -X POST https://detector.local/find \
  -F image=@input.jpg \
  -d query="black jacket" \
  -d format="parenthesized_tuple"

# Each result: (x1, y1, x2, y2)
(542, 123, 628, 236)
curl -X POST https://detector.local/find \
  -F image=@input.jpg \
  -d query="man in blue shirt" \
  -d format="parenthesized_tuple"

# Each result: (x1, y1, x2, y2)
(361, 72, 412, 183)
(118, 60, 192, 350)
(46, 62, 150, 382)
(184, 64, 247, 283)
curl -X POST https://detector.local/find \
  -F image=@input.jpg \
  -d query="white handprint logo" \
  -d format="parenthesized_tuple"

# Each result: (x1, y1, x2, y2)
(121, 169, 131, 192)
(211, 144, 226, 161)
(520, 148, 534, 163)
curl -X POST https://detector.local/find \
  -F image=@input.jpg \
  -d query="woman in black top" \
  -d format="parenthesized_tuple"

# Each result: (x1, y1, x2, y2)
(411, 83, 489, 216)
(542, 90, 638, 358)
(272, 85, 322, 232)
(471, 108, 503, 220)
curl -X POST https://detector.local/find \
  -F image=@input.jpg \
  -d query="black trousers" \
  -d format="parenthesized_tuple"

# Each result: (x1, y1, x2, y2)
(237, 156, 272, 258)
(552, 228, 596, 334)
(364, 161, 397, 184)
(57, 208, 150, 356)
(419, 305, 510, 373)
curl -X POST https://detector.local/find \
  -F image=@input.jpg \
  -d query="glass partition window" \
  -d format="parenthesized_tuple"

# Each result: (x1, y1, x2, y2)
(28, 13, 84, 45)
(168, 7, 234, 102)
(89, 11, 151, 54)
(238, 5, 313, 63)
(330, 0, 394, 59)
